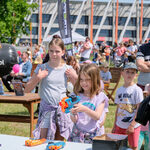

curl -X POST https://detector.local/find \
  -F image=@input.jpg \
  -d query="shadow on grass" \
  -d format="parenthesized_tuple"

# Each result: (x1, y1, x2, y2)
(109, 103, 116, 106)
(6, 111, 29, 115)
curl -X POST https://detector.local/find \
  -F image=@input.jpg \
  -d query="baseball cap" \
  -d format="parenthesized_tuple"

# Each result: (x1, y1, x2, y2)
(123, 62, 138, 71)
(105, 45, 110, 48)
(17, 51, 21, 56)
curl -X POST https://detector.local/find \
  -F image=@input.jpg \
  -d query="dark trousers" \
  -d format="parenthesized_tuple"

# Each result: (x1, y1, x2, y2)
(128, 56, 135, 63)
(80, 57, 89, 62)
(2, 74, 24, 92)
(2, 74, 14, 92)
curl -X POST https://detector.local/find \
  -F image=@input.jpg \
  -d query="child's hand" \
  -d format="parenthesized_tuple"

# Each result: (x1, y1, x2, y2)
(72, 103, 87, 113)
(126, 125, 134, 134)
(70, 109, 77, 115)
(70, 109, 78, 123)
(100, 121, 104, 128)
(65, 69, 78, 84)
(37, 68, 48, 80)
(10, 71, 16, 77)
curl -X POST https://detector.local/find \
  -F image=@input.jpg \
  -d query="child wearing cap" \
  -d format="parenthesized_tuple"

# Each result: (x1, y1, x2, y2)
(112, 62, 143, 150)
(138, 84, 150, 150)
(17, 51, 22, 64)
(100, 62, 112, 89)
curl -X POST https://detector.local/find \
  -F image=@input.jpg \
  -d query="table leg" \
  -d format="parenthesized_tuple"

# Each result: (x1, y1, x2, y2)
(30, 102, 34, 138)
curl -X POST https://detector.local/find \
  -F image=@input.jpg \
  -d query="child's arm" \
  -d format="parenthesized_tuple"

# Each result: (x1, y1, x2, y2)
(65, 69, 78, 85)
(126, 103, 140, 134)
(24, 69, 48, 93)
(70, 113, 78, 123)
(112, 105, 119, 133)
(100, 113, 107, 128)
(72, 102, 105, 120)
(103, 80, 110, 84)
(136, 58, 150, 72)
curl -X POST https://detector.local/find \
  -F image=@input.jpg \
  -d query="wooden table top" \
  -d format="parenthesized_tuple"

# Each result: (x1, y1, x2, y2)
(0, 92, 40, 103)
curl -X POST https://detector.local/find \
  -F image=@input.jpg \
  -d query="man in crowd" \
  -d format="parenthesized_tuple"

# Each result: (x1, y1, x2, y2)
(136, 41, 150, 90)
(79, 37, 93, 62)
(136, 41, 150, 149)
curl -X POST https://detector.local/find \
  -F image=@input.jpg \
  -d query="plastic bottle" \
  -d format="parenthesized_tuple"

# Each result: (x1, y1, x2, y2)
(0, 78, 4, 95)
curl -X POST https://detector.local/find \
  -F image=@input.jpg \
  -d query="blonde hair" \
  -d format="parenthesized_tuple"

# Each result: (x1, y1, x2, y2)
(48, 37, 65, 63)
(74, 63, 101, 98)
(49, 37, 65, 51)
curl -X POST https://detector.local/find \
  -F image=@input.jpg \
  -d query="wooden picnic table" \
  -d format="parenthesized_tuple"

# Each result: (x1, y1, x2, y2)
(0, 92, 40, 137)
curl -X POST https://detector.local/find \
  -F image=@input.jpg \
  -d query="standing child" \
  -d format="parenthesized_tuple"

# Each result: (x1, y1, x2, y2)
(112, 62, 143, 150)
(24, 38, 76, 140)
(138, 83, 150, 150)
(104, 45, 111, 62)
(69, 63, 109, 143)
(100, 62, 112, 89)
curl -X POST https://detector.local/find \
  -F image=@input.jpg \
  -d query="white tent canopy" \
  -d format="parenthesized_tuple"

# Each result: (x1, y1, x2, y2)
(43, 31, 86, 43)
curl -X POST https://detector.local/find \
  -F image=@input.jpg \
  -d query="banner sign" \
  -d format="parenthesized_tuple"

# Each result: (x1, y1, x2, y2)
(58, 0, 73, 56)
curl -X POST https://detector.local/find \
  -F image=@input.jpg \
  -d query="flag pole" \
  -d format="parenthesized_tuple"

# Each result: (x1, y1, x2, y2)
(90, 0, 94, 44)
(39, 0, 42, 44)
(30, 22, 32, 63)
(115, 0, 119, 44)
(140, 0, 143, 42)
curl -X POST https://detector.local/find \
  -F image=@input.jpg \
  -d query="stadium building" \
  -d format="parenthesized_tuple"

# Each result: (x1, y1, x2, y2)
(17, 0, 150, 46)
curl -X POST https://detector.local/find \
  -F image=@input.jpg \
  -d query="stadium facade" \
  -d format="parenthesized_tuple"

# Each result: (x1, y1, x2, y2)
(18, 0, 150, 46)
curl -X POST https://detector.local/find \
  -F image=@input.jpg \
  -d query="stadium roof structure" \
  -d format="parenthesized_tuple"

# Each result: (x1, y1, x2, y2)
(17, 0, 150, 45)
(72, 0, 150, 4)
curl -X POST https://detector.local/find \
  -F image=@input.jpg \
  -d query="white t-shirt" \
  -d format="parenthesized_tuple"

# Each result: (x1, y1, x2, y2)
(19, 62, 25, 73)
(115, 84, 143, 129)
(126, 45, 137, 56)
(81, 42, 93, 58)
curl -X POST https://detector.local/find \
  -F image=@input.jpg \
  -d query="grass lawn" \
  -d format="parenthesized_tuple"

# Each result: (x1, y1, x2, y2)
(0, 76, 127, 137)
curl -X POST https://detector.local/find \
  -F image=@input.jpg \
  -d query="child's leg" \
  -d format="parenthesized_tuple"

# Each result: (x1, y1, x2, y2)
(128, 126, 141, 150)
(138, 131, 144, 150)
(40, 112, 50, 139)
(54, 124, 64, 141)
(40, 128, 48, 139)
(144, 131, 149, 150)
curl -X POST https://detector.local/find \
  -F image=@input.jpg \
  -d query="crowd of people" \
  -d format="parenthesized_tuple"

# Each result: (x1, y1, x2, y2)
(1, 35, 150, 150)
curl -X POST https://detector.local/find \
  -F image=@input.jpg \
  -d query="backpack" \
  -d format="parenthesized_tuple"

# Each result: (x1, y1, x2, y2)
(135, 95, 150, 126)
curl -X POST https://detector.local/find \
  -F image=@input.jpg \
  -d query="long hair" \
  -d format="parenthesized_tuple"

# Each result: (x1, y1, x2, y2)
(74, 63, 101, 98)
(48, 37, 65, 63)
(48, 37, 65, 50)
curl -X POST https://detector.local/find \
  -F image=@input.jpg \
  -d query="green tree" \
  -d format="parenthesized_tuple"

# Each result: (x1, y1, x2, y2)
(0, 0, 38, 43)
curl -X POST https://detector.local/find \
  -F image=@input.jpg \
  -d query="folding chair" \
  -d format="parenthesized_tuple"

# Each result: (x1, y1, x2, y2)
(104, 67, 122, 101)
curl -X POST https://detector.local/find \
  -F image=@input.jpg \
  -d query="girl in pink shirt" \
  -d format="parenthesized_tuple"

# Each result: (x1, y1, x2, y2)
(114, 42, 127, 57)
